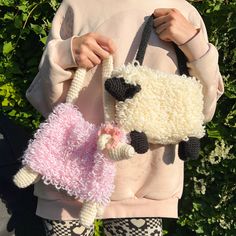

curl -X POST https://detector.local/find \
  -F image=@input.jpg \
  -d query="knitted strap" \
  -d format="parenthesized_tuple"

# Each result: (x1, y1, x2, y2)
(173, 43, 189, 76)
(65, 57, 113, 107)
(135, 15, 154, 65)
(135, 14, 188, 75)
(66, 68, 87, 104)
(102, 56, 114, 122)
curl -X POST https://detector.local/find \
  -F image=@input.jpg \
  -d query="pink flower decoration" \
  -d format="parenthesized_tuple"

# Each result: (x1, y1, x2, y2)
(98, 123, 124, 149)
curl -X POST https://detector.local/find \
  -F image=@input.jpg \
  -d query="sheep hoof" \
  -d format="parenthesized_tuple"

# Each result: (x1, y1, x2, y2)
(130, 130, 149, 154)
(123, 144, 135, 159)
(178, 137, 200, 161)
(108, 143, 135, 161)
(13, 166, 40, 188)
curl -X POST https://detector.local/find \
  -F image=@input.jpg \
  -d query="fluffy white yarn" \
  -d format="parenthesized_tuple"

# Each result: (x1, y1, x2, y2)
(111, 62, 205, 144)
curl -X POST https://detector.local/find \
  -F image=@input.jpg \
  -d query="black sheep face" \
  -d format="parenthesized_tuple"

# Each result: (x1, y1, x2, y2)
(105, 77, 141, 101)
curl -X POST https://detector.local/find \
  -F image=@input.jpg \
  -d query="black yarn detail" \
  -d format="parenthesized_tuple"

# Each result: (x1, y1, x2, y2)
(134, 15, 188, 75)
(105, 77, 141, 101)
(130, 130, 149, 154)
(173, 44, 189, 76)
(135, 14, 154, 65)
(178, 137, 201, 161)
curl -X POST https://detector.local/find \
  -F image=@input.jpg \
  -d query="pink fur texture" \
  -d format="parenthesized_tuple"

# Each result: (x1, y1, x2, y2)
(22, 103, 116, 205)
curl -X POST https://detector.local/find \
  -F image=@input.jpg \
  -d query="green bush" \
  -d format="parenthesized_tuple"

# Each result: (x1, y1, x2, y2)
(0, 0, 235, 235)
(171, 1, 236, 235)
(0, 0, 60, 129)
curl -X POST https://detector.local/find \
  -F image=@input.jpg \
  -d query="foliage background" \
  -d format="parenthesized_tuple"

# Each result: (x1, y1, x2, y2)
(0, 0, 235, 235)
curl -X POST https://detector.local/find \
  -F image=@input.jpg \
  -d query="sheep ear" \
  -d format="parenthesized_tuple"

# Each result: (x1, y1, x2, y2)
(105, 77, 141, 101)
(130, 130, 149, 154)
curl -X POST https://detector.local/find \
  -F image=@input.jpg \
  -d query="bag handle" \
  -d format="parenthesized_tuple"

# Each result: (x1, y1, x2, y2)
(135, 14, 154, 65)
(66, 68, 86, 104)
(66, 58, 113, 104)
(135, 14, 189, 75)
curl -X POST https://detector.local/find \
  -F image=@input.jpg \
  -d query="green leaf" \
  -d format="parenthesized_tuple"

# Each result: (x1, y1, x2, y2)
(18, 5, 27, 12)
(195, 226, 204, 234)
(224, 108, 236, 128)
(3, 42, 14, 55)
(2, 99, 9, 106)
(3, 12, 14, 20)
(0, 0, 14, 7)
(14, 15, 23, 28)
(8, 110, 16, 116)
(207, 129, 222, 139)
(193, 202, 202, 211)
(213, 5, 221, 11)
(40, 36, 47, 45)
(30, 24, 46, 35)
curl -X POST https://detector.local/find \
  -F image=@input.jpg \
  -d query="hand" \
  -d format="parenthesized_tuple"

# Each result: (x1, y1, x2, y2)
(72, 32, 116, 69)
(153, 8, 198, 45)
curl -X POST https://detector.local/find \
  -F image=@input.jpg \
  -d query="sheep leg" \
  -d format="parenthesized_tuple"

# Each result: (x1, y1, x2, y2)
(13, 166, 41, 188)
(178, 137, 201, 161)
(108, 142, 135, 161)
(130, 130, 149, 154)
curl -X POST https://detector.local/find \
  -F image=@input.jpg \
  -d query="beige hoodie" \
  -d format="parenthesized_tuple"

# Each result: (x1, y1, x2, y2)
(26, 0, 224, 220)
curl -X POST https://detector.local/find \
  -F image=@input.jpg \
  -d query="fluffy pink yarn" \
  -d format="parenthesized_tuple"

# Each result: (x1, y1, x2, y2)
(22, 103, 116, 205)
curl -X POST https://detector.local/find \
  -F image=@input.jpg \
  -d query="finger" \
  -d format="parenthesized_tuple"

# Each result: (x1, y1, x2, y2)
(92, 33, 117, 53)
(90, 41, 110, 59)
(80, 58, 95, 69)
(153, 8, 173, 17)
(153, 15, 168, 27)
(155, 22, 170, 35)
(77, 43, 101, 66)
(158, 29, 172, 42)
(87, 49, 102, 65)
(76, 51, 95, 69)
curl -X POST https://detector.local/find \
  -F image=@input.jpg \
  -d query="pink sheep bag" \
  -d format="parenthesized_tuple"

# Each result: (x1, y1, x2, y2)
(13, 59, 134, 227)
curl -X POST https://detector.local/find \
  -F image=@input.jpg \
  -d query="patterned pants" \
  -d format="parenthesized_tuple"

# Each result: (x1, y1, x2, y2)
(43, 217, 162, 236)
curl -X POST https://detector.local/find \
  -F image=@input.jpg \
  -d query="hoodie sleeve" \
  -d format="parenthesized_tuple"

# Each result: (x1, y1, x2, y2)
(26, 0, 79, 117)
(178, 8, 224, 123)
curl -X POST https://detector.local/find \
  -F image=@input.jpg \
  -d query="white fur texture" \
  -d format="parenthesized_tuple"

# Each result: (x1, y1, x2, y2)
(111, 62, 205, 144)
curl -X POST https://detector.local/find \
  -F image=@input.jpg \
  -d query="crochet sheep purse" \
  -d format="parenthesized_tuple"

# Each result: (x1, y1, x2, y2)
(13, 61, 134, 227)
(99, 15, 205, 161)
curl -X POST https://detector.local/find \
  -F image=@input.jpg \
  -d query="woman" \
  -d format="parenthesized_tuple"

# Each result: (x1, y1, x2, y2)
(25, 0, 224, 235)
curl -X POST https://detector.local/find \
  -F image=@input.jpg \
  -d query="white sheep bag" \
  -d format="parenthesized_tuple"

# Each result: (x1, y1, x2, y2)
(100, 15, 205, 161)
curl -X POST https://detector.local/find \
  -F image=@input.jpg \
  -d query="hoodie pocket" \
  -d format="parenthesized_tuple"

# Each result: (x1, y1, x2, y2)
(135, 145, 184, 200)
